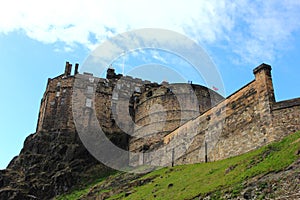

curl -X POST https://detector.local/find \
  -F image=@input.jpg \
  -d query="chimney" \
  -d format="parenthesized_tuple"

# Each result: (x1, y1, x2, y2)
(64, 62, 72, 76)
(74, 63, 79, 75)
(67, 63, 72, 76)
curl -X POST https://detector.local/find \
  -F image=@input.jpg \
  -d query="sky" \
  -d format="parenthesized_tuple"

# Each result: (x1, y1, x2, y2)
(1, 0, 300, 169)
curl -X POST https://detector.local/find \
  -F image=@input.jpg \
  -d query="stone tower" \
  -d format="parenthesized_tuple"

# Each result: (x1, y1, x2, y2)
(36, 62, 77, 132)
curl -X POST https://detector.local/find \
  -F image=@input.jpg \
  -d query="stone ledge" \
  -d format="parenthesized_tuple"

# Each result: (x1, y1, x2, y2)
(272, 98, 300, 110)
(253, 63, 272, 74)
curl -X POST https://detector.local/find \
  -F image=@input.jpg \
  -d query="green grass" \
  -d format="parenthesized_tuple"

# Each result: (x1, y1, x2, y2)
(56, 132, 300, 200)
(55, 171, 117, 200)
(56, 187, 91, 200)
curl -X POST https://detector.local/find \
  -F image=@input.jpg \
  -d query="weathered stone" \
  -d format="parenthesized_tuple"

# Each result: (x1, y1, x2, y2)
(160, 63, 300, 166)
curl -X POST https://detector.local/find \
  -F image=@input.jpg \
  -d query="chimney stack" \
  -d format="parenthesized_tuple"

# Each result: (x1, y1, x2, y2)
(74, 63, 79, 75)
(64, 62, 72, 76)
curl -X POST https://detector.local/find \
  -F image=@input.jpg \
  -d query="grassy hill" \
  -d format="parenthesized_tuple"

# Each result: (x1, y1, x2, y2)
(56, 131, 300, 200)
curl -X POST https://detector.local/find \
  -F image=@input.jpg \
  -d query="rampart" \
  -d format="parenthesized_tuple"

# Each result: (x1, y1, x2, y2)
(130, 83, 224, 154)
(140, 63, 299, 166)
(36, 62, 300, 168)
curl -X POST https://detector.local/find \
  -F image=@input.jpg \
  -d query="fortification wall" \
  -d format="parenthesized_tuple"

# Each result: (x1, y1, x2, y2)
(72, 68, 154, 150)
(272, 98, 300, 139)
(136, 64, 279, 166)
(129, 83, 224, 154)
(37, 62, 300, 168)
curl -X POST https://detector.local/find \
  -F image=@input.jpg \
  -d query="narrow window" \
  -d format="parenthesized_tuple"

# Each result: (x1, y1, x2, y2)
(89, 77, 94, 83)
(86, 98, 92, 107)
(112, 93, 119, 100)
(135, 86, 141, 93)
(87, 86, 93, 94)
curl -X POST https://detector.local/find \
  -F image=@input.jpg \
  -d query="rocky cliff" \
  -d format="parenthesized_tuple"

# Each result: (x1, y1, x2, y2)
(0, 130, 113, 200)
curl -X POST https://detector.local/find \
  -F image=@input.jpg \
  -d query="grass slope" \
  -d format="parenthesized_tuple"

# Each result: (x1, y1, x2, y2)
(57, 131, 300, 200)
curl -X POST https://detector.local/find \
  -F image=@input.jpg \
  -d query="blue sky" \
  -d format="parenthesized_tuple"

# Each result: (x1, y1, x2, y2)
(1, 0, 300, 169)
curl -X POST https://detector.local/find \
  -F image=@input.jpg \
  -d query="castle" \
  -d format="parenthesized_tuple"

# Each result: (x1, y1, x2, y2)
(36, 62, 300, 167)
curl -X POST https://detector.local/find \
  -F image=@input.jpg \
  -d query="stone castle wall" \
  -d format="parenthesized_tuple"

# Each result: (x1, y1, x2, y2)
(130, 83, 224, 155)
(36, 62, 76, 132)
(137, 64, 299, 166)
(36, 62, 300, 168)
(37, 62, 223, 152)
(272, 98, 300, 140)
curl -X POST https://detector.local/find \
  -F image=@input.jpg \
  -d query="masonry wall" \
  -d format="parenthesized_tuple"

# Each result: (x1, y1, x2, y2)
(272, 98, 300, 140)
(138, 64, 280, 166)
(37, 62, 300, 168)
(130, 83, 224, 154)
(36, 72, 75, 132)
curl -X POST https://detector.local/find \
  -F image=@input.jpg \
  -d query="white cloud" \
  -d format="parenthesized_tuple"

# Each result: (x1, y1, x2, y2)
(228, 0, 300, 64)
(0, 0, 300, 65)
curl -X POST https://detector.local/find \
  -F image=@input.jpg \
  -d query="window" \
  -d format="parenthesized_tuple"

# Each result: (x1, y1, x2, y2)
(89, 77, 94, 83)
(134, 96, 140, 103)
(112, 93, 119, 100)
(87, 86, 93, 94)
(56, 82, 61, 91)
(135, 87, 141, 93)
(60, 98, 65, 105)
(86, 98, 92, 107)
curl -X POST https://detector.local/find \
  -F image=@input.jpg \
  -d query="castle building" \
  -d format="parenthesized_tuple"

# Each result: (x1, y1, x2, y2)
(36, 62, 300, 167)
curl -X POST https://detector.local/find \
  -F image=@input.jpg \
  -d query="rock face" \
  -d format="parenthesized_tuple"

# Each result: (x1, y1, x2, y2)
(0, 130, 113, 200)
